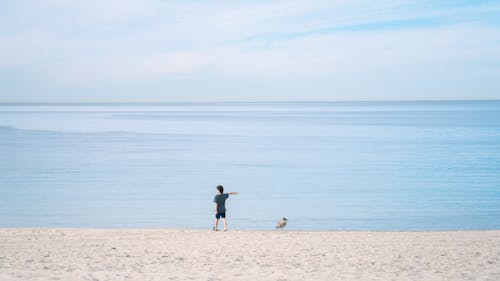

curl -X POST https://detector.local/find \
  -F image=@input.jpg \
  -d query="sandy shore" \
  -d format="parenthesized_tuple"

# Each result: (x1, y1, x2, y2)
(0, 229, 499, 280)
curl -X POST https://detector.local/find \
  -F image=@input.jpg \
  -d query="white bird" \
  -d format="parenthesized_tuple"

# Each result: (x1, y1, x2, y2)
(275, 218, 288, 229)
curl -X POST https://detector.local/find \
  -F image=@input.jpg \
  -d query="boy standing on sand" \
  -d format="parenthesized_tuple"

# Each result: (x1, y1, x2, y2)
(213, 185, 238, 231)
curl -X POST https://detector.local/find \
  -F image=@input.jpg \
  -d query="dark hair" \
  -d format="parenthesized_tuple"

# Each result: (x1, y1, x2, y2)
(216, 185, 224, 193)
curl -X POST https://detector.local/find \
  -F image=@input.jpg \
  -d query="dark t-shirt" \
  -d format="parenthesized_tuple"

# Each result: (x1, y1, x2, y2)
(213, 193, 229, 213)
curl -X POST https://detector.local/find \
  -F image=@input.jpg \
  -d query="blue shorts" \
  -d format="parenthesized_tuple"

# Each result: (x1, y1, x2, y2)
(215, 212, 226, 219)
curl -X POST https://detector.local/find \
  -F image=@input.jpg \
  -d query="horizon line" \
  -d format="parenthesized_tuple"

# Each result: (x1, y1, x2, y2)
(1, 98, 499, 105)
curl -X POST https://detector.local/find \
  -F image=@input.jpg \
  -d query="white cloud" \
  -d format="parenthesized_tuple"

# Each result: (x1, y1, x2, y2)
(45, 22, 500, 83)
(51, 51, 209, 82)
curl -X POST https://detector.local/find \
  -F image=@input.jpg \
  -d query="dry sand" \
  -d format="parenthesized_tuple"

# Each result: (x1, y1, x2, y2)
(0, 228, 499, 280)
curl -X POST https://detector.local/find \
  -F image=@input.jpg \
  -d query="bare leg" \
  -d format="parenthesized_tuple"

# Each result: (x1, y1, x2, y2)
(223, 218, 228, 231)
(214, 219, 219, 231)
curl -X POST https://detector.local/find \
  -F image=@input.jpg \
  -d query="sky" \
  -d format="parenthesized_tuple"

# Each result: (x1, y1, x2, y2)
(1, 0, 500, 102)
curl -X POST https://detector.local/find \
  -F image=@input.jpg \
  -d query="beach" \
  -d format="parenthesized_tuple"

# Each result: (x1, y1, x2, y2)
(0, 229, 499, 280)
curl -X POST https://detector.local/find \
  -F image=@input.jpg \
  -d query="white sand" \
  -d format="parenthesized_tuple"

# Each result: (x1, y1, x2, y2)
(0, 229, 499, 280)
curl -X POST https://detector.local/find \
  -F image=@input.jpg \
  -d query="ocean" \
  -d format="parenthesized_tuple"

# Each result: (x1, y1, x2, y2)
(1, 101, 499, 230)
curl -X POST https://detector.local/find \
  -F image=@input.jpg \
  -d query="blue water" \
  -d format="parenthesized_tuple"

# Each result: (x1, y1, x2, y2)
(1, 101, 499, 230)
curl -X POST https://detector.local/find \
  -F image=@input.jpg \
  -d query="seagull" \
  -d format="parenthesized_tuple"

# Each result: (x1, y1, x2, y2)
(275, 218, 288, 229)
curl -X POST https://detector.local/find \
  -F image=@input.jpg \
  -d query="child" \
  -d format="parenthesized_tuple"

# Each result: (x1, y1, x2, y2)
(213, 185, 238, 231)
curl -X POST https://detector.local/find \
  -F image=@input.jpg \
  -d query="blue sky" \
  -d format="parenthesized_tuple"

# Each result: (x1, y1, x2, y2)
(1, 0, 499, 102)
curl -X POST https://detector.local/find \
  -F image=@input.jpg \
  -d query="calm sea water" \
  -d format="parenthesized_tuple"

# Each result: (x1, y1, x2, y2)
(1, 101, 499, 230)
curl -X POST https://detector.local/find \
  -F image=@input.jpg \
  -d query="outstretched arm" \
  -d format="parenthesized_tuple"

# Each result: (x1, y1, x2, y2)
(228, 192, 238, 195)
